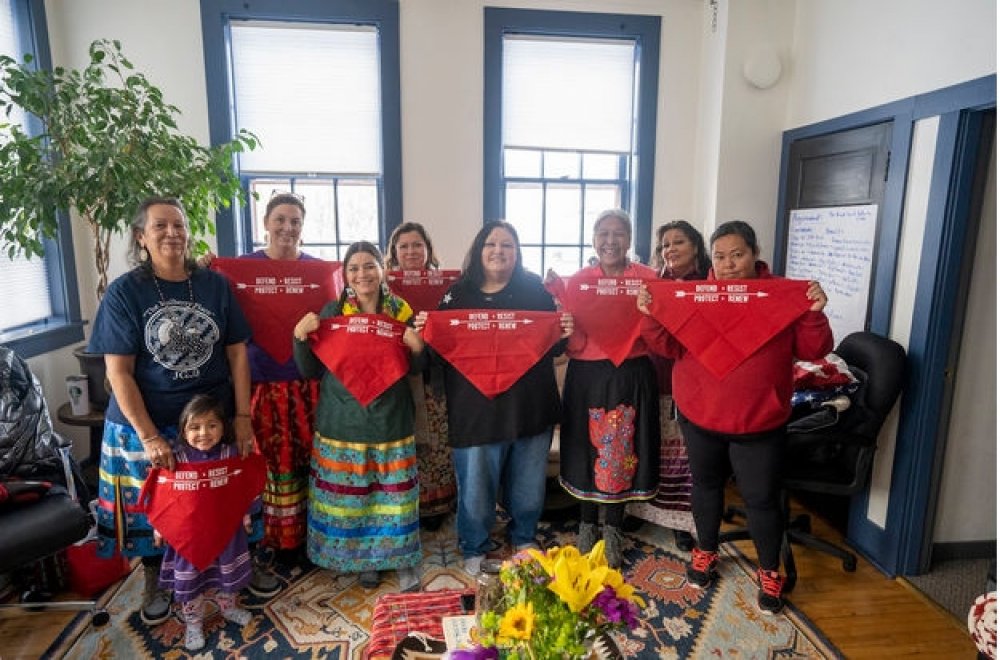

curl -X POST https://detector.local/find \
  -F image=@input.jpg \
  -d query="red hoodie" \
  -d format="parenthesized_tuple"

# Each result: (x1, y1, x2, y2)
(649, 261, 833, 435)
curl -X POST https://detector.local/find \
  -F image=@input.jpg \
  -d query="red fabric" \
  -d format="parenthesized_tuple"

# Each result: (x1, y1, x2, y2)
(646, 278, 813, 379)
(793, 354, 856, 390)
(65, 540, 132, 597)
(310, 314, 410, 406)
(365, 589, 473, 660)
(139, 454, 266, 571)
(212, 258, 341, 364)
(386, 270, 461, 313)
(556, 270, 655, 366)
(422, 310, 562, 399)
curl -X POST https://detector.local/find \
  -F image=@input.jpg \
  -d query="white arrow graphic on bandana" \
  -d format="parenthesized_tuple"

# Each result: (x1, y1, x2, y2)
(448, 318, 536, 327)
(234, 282, 322, 291)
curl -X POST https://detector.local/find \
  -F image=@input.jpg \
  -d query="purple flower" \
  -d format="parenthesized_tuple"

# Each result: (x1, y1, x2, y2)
(593, 586, 641, 629)
(450, 645, 499, 660)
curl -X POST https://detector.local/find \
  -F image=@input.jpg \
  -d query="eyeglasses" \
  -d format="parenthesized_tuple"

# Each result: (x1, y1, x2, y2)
(270, 189, 306, 203)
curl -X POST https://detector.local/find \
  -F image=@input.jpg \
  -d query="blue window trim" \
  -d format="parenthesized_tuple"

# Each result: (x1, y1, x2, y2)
(483, 8, 661, 263)
(0, 0, 85, 359)
(199, 0, 402, 257)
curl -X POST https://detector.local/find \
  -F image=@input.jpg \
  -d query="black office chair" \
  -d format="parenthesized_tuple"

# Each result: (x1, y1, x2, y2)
(721, 331, 907, 592)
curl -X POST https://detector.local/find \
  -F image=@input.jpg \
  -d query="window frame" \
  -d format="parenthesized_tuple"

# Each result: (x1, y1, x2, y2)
(484, 8, 661, 264)
(0, 0, 85, 358)
(200, 0, 402, 256)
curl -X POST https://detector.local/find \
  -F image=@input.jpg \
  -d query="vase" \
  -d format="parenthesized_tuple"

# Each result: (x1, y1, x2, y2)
(73, 346, 110, 411)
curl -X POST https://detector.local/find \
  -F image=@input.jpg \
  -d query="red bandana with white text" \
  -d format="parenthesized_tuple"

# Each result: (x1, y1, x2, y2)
(140, 454, 266, 571)
(310, 314, 410, 406)
(646, 279, 812, 379)
(422, 310, 562, 399)
(556, 274, 653, 366)
(212, 258, 341, 364)
(386, 270, 461, 313)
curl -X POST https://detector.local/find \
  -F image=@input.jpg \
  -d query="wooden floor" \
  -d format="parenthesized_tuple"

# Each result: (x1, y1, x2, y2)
(0, 499, 975, 659)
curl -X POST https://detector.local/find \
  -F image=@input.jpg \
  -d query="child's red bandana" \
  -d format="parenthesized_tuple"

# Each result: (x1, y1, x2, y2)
(309, 314, 410, 406)
(555, 274, 653, 366)
(140, 454, 266, 570)
(422, 310, 562, 398)
(646, 279, 812, 378)
(386, 270, 461, 313)
(212, 258, 341, 364)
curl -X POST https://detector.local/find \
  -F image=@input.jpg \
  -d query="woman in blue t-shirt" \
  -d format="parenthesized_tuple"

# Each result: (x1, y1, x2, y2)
(88, 196, 253, 627)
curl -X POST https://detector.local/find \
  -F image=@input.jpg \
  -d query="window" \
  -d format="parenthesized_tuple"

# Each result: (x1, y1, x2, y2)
(200, 1, 401, 258)
(484, 9, 661, 275)
(0, 0, 84, 357)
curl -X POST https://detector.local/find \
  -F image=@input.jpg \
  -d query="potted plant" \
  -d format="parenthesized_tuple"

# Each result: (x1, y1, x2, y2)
(0, 38, 257, 407)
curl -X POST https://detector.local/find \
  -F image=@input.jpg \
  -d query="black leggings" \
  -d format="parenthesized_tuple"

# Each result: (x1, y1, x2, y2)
(679, 415, 785, 571)
(580, 501, 625, 528)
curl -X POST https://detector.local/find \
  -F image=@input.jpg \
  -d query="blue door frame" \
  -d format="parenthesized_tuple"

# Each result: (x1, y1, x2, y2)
(773, 75, 996, 576)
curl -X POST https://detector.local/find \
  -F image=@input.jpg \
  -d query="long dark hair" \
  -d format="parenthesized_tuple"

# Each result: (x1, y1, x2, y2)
(128, 196, 198, 274)
(653, 220, 710, 277)
(385, 221, 440, 269)
(460, 221, 524, 289)
(338, 240, 389, 311)
(178, 394, 234, 448)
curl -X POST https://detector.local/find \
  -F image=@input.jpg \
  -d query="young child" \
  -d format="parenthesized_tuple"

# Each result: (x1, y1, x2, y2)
(150, 394, 262, 651)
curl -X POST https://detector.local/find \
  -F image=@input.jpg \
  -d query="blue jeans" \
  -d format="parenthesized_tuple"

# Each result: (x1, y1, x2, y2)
(452, 429, 553, 557)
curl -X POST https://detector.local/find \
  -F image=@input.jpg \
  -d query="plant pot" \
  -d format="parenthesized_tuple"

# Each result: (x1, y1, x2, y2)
(73, 346, 110, 411)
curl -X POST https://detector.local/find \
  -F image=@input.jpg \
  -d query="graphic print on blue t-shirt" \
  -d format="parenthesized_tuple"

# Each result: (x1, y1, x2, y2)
(144, 300, 221, 379)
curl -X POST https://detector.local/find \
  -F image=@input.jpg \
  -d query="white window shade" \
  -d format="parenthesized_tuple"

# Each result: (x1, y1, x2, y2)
(1, 0, 51, 331)
(0, 253, 52, 332)
(230, 21, 382, 174)
(503, 35, 636, 152)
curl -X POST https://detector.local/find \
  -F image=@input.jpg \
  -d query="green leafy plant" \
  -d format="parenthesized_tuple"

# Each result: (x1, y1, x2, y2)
(0, 38, 257, 299)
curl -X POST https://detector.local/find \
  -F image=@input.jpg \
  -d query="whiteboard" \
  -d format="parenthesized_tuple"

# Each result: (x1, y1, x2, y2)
(784, 204, 878, 344)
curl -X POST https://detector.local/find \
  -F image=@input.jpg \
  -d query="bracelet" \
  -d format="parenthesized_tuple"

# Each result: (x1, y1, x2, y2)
(139, 434, 161, 444)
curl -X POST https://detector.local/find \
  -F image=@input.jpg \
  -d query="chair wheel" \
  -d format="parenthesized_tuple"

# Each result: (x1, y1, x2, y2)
(843, 556, 857, 572)
(92, 609, 110, 627)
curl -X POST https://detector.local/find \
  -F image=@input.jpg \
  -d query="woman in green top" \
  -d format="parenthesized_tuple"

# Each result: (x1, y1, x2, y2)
(293, 241, 425, 591)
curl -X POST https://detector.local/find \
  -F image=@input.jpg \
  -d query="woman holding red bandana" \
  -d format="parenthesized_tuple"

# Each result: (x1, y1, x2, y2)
(629, 220, 711, 552)
(554, 208, 667, 569)
(384, 222, 456, 533)
(638, 220, 832, 615)
(293, 241, 425, 591)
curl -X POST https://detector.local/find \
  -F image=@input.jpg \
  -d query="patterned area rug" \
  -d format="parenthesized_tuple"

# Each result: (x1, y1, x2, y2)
(46, 518, 841, 659)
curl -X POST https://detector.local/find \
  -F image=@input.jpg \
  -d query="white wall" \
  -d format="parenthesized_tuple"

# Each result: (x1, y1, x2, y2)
(786, 0, 996, 128)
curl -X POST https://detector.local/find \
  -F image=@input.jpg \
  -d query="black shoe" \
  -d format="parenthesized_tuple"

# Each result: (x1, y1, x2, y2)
(686, 547, 718, 589)
(674, 530, 695, 552)
(359, 570, 381, 589)
(756, 568, 785, 615)
(140, 565, 172, 626)
(248, 564, 282, 598)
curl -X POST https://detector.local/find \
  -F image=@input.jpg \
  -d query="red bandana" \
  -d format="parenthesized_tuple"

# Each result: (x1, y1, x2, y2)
(212, 258, 341, 364)
(140, 454, 266, 571)
(422, 310, 562, 399)
(386, 270, 461, 313)
(646, 279, 812, 379)
(556, 274, 652, 366)
(309, 314, 410, 406)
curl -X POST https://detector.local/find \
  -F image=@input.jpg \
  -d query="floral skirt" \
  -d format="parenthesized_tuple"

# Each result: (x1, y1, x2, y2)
(252, 379, 319, 550)
(307, 434, 422, 572)
(558, 357, 660, 503)
(409, 374, 456, 519)
(95, 419, 176, 558)
(627, 394, 696, 533)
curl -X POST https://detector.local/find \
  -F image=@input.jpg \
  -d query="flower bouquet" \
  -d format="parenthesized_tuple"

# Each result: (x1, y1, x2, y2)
(461, 541, 644, 660)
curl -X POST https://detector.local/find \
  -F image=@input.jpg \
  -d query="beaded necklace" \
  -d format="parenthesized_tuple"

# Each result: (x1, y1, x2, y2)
(152, 272, 195, 305)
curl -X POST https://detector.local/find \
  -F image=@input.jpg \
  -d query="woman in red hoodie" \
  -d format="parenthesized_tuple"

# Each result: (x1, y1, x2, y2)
(638, 220, 832, 615)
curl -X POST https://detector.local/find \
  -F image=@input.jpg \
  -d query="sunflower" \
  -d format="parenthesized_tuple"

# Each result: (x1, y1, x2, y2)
(497, 601, 535, 643)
